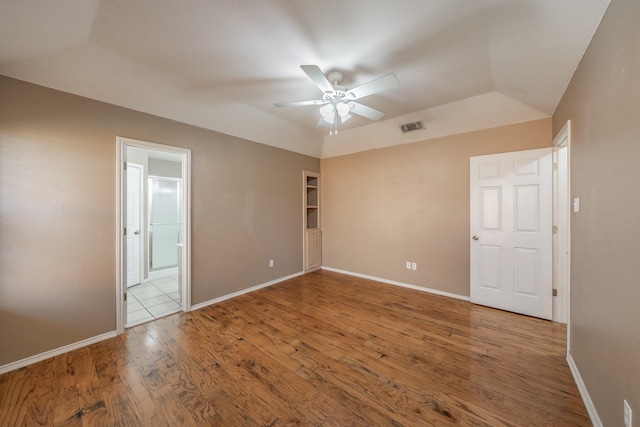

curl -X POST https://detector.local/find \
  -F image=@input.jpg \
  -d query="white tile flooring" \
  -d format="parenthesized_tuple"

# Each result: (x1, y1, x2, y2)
(126, 276, 181, 327)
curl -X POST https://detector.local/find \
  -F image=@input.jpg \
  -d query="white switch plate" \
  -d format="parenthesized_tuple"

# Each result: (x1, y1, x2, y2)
(624, 399, 632, 427)
(406, 261, 412, 270)
(411, 262, 417, 271)
(573, 197, 580, 213)
(269, 259, 274, 267)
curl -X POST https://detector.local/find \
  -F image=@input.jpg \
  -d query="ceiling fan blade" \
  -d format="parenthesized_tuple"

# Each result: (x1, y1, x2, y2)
(350, 102, 386, 121)
(274, 99, 326, 107)
(301, 65, 335, 93)
(346, 73, 399, 99)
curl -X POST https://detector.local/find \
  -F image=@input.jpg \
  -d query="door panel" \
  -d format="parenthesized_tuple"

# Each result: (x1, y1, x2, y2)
(470, 147, 553, 320)
(514, 185, 539, 232)
(480, 187, 501, 230)
(305, 229, 321, 271)
(126, 164, 142, 287)
(479, 245, 502, 290)
(513, 248, 539, 295)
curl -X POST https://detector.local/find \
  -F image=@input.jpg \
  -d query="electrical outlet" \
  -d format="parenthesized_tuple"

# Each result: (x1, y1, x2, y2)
(411, 262, 417, 270)
(269, 259, 274, 268)
(406, 261, 411, 269)
(624, 400, 632, 427)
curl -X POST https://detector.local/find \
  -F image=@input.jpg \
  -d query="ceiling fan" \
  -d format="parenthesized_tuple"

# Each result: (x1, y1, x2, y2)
(274, 65, 399, 134)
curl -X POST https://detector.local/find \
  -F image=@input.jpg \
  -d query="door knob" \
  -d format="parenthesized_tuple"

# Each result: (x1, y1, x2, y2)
(472, 235, 479, 240)
(134, 230, 141, 235)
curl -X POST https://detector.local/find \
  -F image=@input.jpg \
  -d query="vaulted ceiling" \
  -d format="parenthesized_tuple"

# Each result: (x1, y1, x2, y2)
(0, 0, 610, 157)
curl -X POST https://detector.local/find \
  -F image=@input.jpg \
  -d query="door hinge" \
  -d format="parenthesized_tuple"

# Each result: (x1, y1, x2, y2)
(123, 161, 127, 170)
(553, 162, 558, 171)
(124, 292, 127, 301)
(124, 227, 127, 236)
(552, 289, 558, 297)
(552, 225, 558, 234)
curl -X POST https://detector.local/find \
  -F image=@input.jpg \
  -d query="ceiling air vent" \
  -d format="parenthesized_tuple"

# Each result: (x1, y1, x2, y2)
(400, 120, 424, 133)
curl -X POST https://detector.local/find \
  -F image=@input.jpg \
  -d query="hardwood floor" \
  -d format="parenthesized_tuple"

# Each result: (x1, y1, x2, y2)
(0, 270, 590, 426)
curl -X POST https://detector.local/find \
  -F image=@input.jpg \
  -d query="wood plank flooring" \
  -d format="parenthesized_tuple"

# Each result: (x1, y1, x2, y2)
(0, 270, 590, 426)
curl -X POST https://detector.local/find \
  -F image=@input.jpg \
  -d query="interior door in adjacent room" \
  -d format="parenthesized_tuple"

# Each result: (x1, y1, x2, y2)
(470, 147, 553, 320)
(126, 163, 143, 287)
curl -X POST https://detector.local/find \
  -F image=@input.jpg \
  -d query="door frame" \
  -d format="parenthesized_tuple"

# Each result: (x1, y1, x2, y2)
(116, 136, 192, 333)
(552, 121, 571, 331)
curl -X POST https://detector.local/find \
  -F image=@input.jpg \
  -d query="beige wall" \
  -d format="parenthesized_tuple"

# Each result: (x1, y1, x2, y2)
(553, 0, 640, 425)
(321, 119, 551, 296)
(0, 76, 319, 367)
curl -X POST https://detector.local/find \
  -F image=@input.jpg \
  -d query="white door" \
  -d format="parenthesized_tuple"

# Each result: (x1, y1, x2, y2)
(470, 148, 553, 320)
(126, 163, 143, 287)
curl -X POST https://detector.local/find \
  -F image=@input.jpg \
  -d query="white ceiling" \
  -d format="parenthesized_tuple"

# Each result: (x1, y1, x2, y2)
(0, 0, 609, 158)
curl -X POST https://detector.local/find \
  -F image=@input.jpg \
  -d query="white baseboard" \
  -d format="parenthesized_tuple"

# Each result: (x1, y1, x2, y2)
(0, 330, 118, 375)
(0, 269, 463, 375)
(567, 351, 602, 427)
(190, 271, 304, 311)
(0, 272, 305, 375)
(321, 266, 470, 302)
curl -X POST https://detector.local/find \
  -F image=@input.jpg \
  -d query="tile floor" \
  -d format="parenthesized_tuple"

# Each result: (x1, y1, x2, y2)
(126, 276, 181, 327)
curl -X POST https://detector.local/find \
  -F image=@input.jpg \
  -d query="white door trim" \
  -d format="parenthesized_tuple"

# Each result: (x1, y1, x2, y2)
(552, 121, 571, 336)
(116, 136, 192, 334)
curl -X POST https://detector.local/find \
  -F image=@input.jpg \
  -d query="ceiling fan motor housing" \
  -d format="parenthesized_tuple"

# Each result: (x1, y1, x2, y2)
(327, 71, 344, 87)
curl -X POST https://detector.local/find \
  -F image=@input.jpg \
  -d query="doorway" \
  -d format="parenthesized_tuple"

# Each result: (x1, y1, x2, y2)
(116, 137, 192, 333)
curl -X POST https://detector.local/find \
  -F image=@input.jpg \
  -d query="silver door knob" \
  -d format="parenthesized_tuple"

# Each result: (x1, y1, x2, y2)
(134, 230, 141, 235)
(472, 235, 479, 240)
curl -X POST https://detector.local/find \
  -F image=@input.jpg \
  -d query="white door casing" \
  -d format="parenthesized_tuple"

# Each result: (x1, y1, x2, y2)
(126, 163, 143, 287)
(470, 147, 553, 320)
(116, 136, 192, 334)
(553, 120, 571, 330)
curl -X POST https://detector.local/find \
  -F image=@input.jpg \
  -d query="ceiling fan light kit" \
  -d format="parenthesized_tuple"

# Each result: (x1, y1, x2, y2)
(274, 65, 399, 135)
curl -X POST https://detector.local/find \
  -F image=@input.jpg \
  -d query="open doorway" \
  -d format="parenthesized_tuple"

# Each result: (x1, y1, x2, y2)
(116, 137, 191, 332)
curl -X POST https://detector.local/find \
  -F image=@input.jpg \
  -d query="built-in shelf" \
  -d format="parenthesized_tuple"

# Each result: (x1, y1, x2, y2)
(304, 171, 321, 272)
(305, 176, 319, 230)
